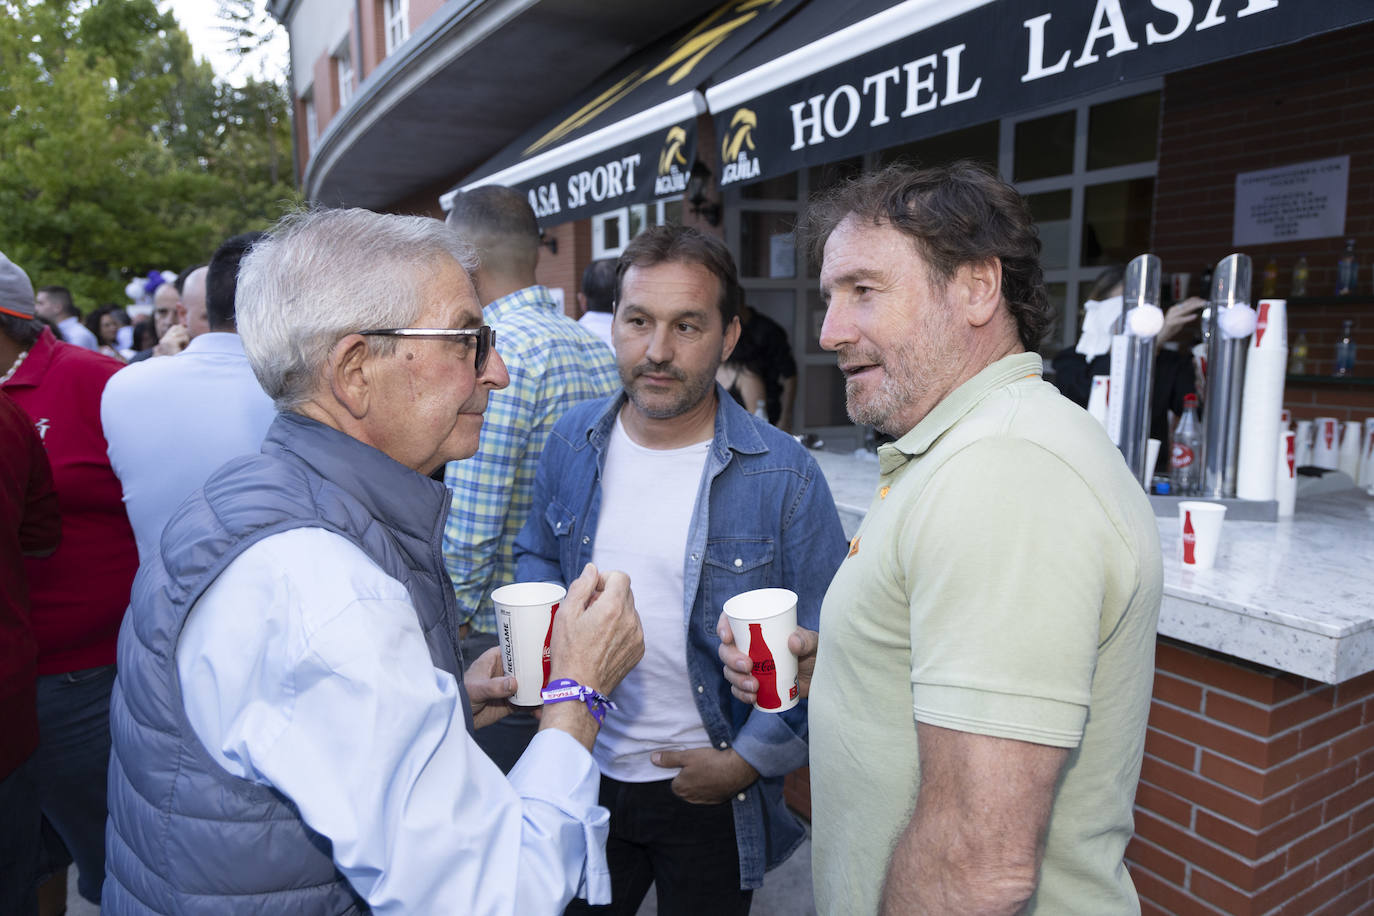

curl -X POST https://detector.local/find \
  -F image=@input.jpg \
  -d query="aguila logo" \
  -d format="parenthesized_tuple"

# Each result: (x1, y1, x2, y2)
(720, 108, 760, 185)
(655, 126, 689, 196)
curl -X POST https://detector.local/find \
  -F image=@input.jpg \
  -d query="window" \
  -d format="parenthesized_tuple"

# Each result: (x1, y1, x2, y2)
(303, 92, 318, 147)
(384, 0, 408, 56)
(590, 200, 682, 260)
(722, 81, 1162, 441)
(335, 47, 354, 108)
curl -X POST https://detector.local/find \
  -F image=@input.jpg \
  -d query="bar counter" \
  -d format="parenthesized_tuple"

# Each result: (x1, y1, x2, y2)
(806, 448, 1374, 913)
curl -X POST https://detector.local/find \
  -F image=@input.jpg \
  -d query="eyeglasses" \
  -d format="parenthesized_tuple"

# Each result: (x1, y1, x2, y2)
(360, 325, 496, 375)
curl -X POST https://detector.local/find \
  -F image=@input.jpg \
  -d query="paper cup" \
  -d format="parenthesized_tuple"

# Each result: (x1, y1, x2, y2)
(1253, 299, 1288, 350)
(1146, 438, 1162, 476)
(1295, 419, 1314, 467)
(1171, 273, 1190, 301)
(1087, 375, 1110, 430)
(1276, 430, 1296, 517)
(491, 581, 566, 706)
(723, 588, 800, 713)
(1312, 417, 1340, 470)
(1179, 501, 1227, 570)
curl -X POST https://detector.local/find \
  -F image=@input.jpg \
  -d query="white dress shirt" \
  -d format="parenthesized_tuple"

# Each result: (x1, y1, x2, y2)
(178, 527, 611, 914)
(58, 315, 99, 350)
(100, 332, 278, 563)
(577, 310, 614, 350)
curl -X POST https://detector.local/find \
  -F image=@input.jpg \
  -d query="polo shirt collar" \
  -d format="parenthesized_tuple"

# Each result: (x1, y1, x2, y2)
(877, 352, 1042, 475)
(5, 328, 59, 389)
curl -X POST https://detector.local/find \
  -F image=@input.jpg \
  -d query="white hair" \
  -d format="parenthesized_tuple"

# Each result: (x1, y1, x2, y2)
(236, 208, 479, 411)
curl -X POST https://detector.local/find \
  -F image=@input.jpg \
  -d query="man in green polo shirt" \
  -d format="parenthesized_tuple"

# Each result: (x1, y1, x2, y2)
(720, 161, 1161, 914)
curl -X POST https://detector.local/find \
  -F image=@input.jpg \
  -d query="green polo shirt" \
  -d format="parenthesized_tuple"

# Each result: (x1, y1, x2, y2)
(810, 352, 1161, 915)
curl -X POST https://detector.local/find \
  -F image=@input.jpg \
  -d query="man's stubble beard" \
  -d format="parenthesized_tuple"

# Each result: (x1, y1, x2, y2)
(623, 361, 718, 420)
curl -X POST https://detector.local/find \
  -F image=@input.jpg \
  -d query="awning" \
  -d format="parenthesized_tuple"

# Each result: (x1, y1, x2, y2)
(705, 0, 1374, 190)
(442, 0, 805, 226)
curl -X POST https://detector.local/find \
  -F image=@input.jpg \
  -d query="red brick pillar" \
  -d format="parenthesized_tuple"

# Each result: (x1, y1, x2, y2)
(1128, 639, 1374, 915)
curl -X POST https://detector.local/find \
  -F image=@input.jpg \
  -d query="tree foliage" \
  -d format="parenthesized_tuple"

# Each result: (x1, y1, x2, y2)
(0, 0, 299, 305)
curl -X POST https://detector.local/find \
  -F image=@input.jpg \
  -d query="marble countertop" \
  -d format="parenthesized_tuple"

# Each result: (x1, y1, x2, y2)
(810, 448, 1374, 684)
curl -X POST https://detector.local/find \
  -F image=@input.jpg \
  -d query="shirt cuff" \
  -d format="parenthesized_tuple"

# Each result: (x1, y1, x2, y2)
(732, 706, 810, 778)
(507, 729, 612, 904)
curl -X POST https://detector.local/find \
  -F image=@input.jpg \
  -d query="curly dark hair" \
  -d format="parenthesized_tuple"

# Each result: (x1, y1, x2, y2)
(804, 160, 1052, 352)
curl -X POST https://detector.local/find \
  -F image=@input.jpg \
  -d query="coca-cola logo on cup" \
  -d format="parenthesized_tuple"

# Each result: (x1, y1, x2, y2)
(1285, 434, 1295, 476)
(1254, 302, 1269, 348)
(1324, 421, 1335, 450)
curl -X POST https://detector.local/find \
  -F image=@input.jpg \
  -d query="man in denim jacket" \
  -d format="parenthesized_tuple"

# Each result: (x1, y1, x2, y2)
(515, 226, 846, 915)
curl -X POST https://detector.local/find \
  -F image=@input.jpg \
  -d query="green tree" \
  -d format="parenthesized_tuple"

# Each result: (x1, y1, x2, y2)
(0, 0, 298, 306)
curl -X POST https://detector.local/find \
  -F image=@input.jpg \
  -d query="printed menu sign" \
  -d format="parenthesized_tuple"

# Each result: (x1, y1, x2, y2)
(1233, 156, 1349, 247)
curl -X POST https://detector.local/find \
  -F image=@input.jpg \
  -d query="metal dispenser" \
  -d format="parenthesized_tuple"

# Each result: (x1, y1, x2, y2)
(1114, 254, 1163, 488)
(1202, 254, 1253, 498)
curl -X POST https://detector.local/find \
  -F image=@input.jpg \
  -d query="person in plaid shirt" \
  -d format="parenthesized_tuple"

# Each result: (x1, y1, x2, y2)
(443, 186, 619, 770)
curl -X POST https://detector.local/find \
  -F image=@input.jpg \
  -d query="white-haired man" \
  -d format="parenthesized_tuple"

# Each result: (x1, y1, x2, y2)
(103, 209, 644, 915)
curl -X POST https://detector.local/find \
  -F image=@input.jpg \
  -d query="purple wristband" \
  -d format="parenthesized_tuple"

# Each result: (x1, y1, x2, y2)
(540, 678, 617, 724)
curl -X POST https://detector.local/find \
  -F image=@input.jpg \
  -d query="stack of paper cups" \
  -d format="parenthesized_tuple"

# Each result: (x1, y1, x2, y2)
(1338, 420, 1363, 480)
(1360, 418, 1374, 492)
(1295, 419, 1314, 467)
(1235, 301, 1288, 501)
(1275, 430, 1296, 517)
(1312, 417, 1340, 470)
(1253, 299, 1288, 349)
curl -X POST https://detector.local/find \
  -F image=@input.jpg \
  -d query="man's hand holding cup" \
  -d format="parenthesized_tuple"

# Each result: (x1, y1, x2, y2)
(539, 563, 643, 749)
(717, 611, 818, 707)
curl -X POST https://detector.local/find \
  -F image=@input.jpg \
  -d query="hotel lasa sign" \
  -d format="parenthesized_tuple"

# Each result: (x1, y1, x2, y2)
(520, 122, 697, 223)
(715, 0, 1373, 188)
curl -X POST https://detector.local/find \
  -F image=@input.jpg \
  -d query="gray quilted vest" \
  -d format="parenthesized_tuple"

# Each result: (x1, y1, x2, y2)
(104, 411, 469, 914)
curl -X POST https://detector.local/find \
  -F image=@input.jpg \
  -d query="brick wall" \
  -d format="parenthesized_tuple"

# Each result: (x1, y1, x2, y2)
(359, 0, 385, 79)
(533, 220, 589, 318)
(408, 0, 445, 31)
(1153, 23, 1374, 422)
(1127, 639, 1374, 915)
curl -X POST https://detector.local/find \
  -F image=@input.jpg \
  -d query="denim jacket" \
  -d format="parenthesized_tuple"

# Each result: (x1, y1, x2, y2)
(513, 386, 847, 888)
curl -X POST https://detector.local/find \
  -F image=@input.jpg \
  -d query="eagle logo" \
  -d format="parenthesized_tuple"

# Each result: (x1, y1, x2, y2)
(659, 126, 688, 177)
(721, 108, 757, 163)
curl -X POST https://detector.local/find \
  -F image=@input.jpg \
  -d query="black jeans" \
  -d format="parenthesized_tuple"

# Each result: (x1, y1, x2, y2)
(564, 776, 752, 916)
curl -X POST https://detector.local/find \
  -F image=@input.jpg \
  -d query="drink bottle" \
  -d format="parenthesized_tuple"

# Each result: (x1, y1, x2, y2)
(1289, 332, 1309, 374)
(1171, 393, 1202, 497)
(1290, 256, 1308, 297)
(748, 623, 781, 710)
(1261, 258, 1278, 297)
(1334, 320, 1356, 377)
(1337, 239, 1359, 295)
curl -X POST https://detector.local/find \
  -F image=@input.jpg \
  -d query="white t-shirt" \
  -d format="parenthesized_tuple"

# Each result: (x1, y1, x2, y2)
(591, 414, 711, 781)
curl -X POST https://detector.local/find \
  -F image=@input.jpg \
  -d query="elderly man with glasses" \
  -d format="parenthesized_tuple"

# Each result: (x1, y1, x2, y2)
(102, 208, 645, 916)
